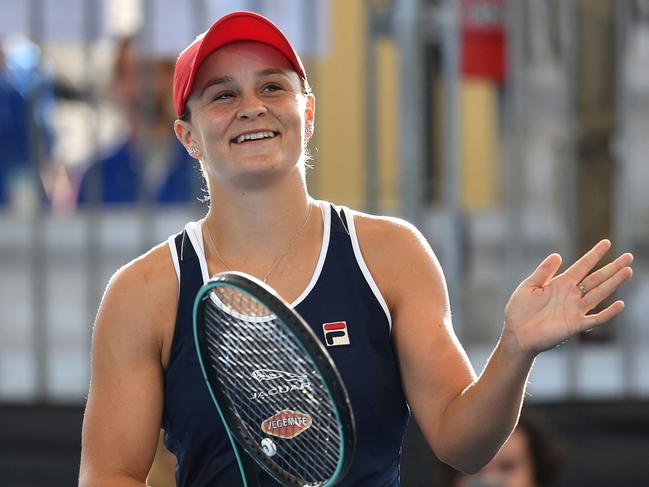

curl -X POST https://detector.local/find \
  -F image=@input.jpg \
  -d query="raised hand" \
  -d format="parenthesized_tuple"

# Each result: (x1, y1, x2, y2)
(503, 240, 633, 356)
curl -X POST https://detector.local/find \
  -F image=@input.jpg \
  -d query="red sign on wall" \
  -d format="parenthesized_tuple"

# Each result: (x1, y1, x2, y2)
(461, 0, 507, 83)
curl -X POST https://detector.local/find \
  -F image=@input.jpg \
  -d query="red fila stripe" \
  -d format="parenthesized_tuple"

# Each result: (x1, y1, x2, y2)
(323, 322, 346, 331)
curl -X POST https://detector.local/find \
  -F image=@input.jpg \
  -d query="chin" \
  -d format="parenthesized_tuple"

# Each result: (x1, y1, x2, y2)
(231, 163, 302, 190)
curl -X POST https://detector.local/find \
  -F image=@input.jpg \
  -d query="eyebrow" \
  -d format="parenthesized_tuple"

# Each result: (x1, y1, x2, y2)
(198, 69, 293, 97)
(257, 68, 292, 79)
(198, 76, 234, 97)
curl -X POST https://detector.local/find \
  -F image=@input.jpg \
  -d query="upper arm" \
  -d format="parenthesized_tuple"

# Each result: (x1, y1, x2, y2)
(353, 214, 476, 453)
(80, 245, 178, 486)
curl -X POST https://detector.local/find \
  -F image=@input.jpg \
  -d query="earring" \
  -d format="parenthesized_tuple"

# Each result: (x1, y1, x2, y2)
(188, 146, 199, 154)
(305, 124, 313, 137)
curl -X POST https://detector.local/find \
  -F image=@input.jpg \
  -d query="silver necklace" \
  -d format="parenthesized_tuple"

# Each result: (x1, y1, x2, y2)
(204, 203, 314, 283)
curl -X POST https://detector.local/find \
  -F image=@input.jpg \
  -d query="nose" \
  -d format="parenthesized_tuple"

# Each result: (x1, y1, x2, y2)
(236, 92, 267, 120)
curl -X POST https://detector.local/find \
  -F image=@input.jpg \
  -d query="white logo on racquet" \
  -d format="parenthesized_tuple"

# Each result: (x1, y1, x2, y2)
(249, 368, 312, 401)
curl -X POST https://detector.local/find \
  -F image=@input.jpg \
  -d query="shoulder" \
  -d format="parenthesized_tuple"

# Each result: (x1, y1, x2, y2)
(346, 209, 427, 248)
(93, 240, 178, 360)
(106, 241, 177, 306)
(345, 209, 445, 308)
(346, 208, 437, 269)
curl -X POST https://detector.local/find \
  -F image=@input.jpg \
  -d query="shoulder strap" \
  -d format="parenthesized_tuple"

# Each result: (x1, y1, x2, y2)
(330, 204, 350, 235)
(173, 229, 202, 310)
(175, 229, 198, 262)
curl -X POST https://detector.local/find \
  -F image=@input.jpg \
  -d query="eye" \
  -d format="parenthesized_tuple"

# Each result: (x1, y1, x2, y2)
(262, 83, 283, 93)
(212, 91, 235, 101)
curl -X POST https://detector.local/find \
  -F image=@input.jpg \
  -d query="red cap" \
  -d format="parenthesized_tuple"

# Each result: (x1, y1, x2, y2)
(173, 11, 307, 117)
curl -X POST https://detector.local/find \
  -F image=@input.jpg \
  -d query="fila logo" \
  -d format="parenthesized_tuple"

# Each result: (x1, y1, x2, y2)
(322, 321, 350, 347)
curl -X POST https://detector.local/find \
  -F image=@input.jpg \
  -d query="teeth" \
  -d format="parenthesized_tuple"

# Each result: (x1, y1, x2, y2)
(236, 131, 276, 144)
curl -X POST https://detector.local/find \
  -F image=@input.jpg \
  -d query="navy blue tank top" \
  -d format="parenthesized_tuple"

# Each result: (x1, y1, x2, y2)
(162, 203, 410, 486)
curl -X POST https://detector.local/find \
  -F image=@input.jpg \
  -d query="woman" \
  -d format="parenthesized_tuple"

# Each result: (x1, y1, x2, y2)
(79, 11, 633, 487)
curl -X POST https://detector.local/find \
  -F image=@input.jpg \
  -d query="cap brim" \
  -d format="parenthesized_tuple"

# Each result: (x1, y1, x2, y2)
(178, 11, 306, 116)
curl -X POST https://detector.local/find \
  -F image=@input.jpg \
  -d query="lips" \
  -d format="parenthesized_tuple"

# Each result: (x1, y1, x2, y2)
(232, 130, 278, 144)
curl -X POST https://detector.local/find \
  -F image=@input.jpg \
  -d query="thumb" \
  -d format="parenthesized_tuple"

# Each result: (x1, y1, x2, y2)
(525, 253, 562, 288)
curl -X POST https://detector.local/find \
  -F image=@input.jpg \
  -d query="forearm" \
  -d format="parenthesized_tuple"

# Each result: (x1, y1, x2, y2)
(435, 329, 535, 473)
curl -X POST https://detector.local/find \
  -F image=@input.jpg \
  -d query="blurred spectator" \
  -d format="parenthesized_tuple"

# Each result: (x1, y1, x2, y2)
(76, 37, 201, 206)
(443, 410, 565, 487)
(0, 45, 28, 204)
(0, 38, 54, 209)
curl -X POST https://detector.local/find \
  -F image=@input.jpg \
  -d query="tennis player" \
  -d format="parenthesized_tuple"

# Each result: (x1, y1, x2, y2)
(79, 11, 633, 487)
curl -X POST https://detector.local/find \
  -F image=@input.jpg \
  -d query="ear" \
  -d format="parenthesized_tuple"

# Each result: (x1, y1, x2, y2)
(174, 119, 201, 159)
(304, 93, 316, 141)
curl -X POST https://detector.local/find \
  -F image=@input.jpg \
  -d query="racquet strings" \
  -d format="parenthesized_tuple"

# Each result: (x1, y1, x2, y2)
(202, 285, 343, 484)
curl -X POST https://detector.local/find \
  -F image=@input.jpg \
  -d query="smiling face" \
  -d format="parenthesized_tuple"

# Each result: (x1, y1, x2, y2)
(175, 41, 315, 189)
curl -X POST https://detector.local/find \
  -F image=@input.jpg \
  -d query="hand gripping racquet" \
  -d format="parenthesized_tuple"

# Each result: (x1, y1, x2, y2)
(193, 272, 356, 487)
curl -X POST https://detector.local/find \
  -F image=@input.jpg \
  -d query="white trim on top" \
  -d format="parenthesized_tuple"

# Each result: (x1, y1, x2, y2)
(167, 234, 181, 289)
(340, 206, 393, 332)
(181, 201, 331, 308)
(185, 220, 210, 284)
(290, 201, 330, 307)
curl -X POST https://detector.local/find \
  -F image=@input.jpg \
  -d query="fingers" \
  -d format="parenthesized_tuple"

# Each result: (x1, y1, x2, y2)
(580, 300, 626, 330)
(526, 253, 562, 287)
(580, 252, 634, 292)
(582, 265, 633, 310)
(564, 239, 612, 282)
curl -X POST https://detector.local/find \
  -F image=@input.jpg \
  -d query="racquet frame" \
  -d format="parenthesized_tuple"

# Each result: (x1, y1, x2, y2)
(193, 272, 355, 487)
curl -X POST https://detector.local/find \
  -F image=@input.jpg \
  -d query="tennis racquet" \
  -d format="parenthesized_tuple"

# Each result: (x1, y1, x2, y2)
(193, 271, 356, 487)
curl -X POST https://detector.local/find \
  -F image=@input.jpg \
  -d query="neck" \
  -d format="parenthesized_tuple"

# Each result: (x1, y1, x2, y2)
(204, 170, 314, 267)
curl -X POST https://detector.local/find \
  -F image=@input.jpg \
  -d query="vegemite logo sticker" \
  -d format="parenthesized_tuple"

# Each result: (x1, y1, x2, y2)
(261, 409, 312, 439)
(322, 321, 350, 347)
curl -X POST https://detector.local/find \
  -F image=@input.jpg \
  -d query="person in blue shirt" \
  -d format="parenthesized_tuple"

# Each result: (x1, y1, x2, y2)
(76, 38, 201, 206)
(0, 39, 53, 207)
(0, 48, 28, 204)
(79, 11, 634, 487)
(75, 133, 199, 205)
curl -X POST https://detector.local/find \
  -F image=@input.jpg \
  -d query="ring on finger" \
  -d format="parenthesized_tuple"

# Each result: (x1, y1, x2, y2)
(577, 282, 588, 297)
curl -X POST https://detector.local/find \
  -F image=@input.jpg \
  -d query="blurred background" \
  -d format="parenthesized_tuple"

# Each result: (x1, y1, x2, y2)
(0, 0, 648, 485)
